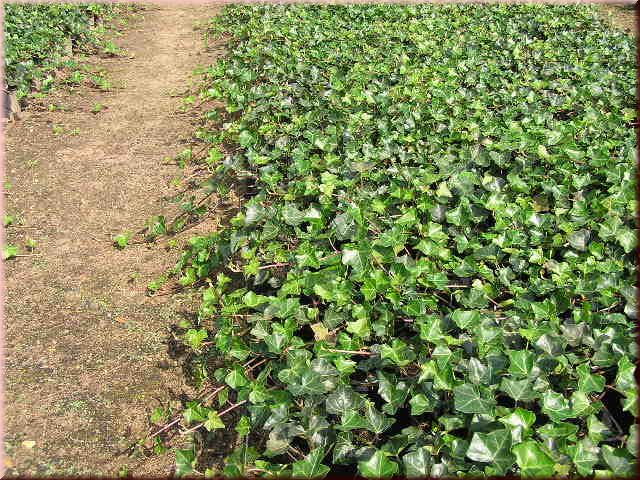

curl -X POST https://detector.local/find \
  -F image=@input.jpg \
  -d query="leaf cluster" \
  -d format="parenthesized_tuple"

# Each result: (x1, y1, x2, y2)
(3, 3, 116, 97)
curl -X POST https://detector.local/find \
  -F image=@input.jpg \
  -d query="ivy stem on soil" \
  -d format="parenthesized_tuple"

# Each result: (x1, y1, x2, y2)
(201, 384, 227, 403)
(180, 400, 248, 436)
(322, 348, 375, 356)
(148, 357, 268, 439)
(258, 262, 289, 270)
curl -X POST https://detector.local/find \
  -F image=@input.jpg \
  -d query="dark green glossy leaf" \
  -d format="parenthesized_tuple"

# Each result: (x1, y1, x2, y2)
(512, 441, 555, 477)
(454, 384, 496, 415)
(358, 450, 399, 478)
(292, 448, 331, 479)
(466, 428, 514, 474)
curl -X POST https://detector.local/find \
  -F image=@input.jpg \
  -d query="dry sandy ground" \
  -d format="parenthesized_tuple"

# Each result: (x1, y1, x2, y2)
(1, 1, 635, 477)
(3, 4, 220, 476)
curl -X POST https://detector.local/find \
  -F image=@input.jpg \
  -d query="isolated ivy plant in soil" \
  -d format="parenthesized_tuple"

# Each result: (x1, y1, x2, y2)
(166, 3, 637, 477)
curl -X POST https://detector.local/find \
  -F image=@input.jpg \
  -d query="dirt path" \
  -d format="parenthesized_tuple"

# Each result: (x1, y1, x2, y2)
(3, 5, 218, 476)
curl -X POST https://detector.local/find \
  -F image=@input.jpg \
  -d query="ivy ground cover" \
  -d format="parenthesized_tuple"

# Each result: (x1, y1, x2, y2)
(170, 3, 637, 477)
(4, 3, 116, 98)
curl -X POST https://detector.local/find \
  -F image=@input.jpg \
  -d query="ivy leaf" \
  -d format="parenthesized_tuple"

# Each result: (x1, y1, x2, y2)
(2, 244, 19, 260)
(498, 408, 536, 443)
(601, 445, 635, 476)
(454, 384, 496, 415)
(183, 401, 209, 424)
(569, 437, 600, 476)
(326, 386, 363, 414)
(402, 446, 432, 477)
(311, 322, 331, 342)
(466, 428, 514, 474)
(538, 421, 578, 439)
(567, 229, 590, 251)
(615, 356, 635, 394)
(203, 410, 225, 431)
(346, 317, 371, 339)
(380, 338, 416, 367)
(289, 369, 326, 396)
(571, 390, 598, 417)
(364, 402, 395, 434)
(626, 425, 637, 456)
(238, 129, 257, 147)
(185, 328, 208, 350)
(361, 279, 377, 301)
(175, 448, 197, 477)
(357, 450, 399, 478)
(243, 290, 269, 308)
(499, 378, 539, 402)
(512, 441, 555, 477)
(336, 410, 369, 431)
(342, 248, 368, 275)
(586, 414, 610, 443)
(616, 227, 636, 253)
(576, 363, 606, 393)
(541, 391, 573, 422)
(409, 394, 434, 415)
(113, 232, 131, 249)
(225, 367, 248, 389)
(282, 204, 305, 226)
(291, 448, 331, 479)
(235, 416, 251, 437)
(451, 310, 481, 329)
(333, 212, 357, 240)
(507, 350, 535, 377)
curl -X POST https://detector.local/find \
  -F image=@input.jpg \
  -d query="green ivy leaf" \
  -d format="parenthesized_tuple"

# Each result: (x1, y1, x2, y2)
(184, 328, 208, 350)
(183, 401, 208, 424)
(175, 448, 197, 477)
(507, 350, 535, 377)
(601, 445, 635, 476)
(342, 248, 368, 275)
(325, 386, 363, 414)
(569, 437, 600, 476)
(498, 408, 536, 443)
(499, 378, 538, 402)
(364, 402, 395, 434)
(2, 244, 19, 260)
(402, 446, 432, 477)
(453, 384, 496, 415)
(512, 441, 555, 477)
(466, 428, 514, 474)
(380, 338, 416, 367)
(541, 391, 573, 422)
(291, 448, 331, 479)
(225, 367, 248, 389)
(203, 410, 225, 431)
(451, 310, 481, 329)
(235, 415, 251, 437)
(358, 450, 399, 478)
(576, 363, 606, 393)
(336, 410, 369, 431)
(409, 394, 434, 415)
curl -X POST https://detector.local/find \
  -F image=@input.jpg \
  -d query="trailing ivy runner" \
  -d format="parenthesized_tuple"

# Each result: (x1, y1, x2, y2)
(170, 3, 637, 477)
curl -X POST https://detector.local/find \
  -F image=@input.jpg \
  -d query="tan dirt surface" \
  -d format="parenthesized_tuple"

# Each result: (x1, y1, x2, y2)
(598, 4, 637, 35)
(3, 4, 220, 476)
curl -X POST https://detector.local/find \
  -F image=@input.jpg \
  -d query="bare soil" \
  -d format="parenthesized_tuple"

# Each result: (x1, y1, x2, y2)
(3, 4, 221, 476)
(599, 4, 637, 35)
